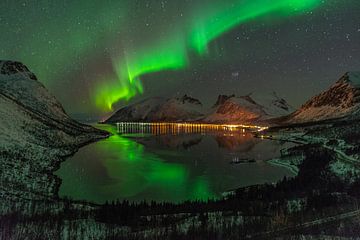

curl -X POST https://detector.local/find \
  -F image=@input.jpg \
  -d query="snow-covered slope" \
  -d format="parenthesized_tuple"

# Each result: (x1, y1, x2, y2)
(0, 60, 108, 201)
(0, 60, 70, 121)
(105, 97, 166, 123)
(288, 72, 360, 123)
(204, 92, 293, 124)
(105, 94, 204, 123)
(251, 92, 294, 117)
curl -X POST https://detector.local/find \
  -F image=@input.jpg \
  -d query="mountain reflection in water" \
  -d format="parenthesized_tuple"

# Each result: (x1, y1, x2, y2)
(56, 123, 294, 203)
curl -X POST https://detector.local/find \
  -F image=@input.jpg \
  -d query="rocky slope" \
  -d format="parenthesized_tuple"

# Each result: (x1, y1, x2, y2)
(105, 94, 205, 123)
(0, 60, 109, 203)
(287, 72, 360, 123)
(204, 92, 294, 124)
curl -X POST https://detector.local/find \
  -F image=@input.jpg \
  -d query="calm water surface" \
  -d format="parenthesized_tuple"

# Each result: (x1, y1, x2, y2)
(56, 124, 295, 203)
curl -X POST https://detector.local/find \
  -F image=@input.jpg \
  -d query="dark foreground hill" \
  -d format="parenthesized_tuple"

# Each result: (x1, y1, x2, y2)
(0, 60, 109, 202)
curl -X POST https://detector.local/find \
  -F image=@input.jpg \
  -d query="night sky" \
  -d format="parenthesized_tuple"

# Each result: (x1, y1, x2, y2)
(1, 0, 359, 117)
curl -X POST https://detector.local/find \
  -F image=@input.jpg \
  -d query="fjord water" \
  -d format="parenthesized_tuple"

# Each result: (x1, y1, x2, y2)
(56, 124, 294, 203)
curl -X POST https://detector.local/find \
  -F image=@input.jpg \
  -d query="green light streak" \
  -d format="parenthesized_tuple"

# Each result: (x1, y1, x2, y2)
(124, 36, 188, 83)
(96, 35, 188, 111)
(96, 0, 321, 111)
(95, 75, 143, 111)
(189, 0, 321, 54)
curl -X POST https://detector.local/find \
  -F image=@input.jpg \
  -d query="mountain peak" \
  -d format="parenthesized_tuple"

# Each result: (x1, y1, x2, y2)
(340, 72, 360, 87)
(0, 60, 37, 80)
(213, 94, 235, 107)
(288, 71, 360, 123)
(204, 92, 293, 124)
(177, 94, 202, 106)
(0, 60, 69, 121)
(303, 72, 360, 109)
(239, 95, 257, 105)
(105, 95, 204, 123)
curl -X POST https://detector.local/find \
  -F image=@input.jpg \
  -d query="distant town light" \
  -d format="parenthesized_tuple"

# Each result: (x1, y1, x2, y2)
(114, 122, 268, 135)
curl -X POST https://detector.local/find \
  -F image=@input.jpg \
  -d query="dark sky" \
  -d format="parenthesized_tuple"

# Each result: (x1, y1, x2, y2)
(1, 0, 359, 117)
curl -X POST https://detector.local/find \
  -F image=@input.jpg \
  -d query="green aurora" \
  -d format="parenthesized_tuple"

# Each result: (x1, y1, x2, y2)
(95, 33, 189, 110)
(96, 0, 322, 111)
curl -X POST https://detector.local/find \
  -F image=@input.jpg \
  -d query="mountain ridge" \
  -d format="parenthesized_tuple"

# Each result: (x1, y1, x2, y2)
(105, 91, 294, 124)
(105, 94, 205, 123)
(286, 72, 360, 123)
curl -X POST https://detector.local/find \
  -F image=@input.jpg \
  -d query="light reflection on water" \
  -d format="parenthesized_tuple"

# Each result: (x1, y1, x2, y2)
(56, 123, 294, 203)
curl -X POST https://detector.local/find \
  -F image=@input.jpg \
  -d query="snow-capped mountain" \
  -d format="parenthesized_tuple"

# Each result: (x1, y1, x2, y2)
(106, 92, 293, 124)
(287, 72, 360, 123)
(204, 92, 294, 124)
(105, 94, 205, 123)
(0, 60, 108, 200)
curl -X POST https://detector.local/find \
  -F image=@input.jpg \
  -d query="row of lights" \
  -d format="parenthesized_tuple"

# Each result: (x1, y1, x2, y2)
(115, 122, 268, 133)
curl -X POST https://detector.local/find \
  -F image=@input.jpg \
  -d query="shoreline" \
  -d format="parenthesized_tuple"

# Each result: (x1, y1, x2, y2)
(52, 130, 110, 200)
(267, 158, 299, 175)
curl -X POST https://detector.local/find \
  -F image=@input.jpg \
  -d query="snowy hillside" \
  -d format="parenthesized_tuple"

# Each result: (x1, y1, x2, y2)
(105, 94, 205, 123)
(288, 72, 360, 123)
(251, 91, 294, 117)
(204, 92, 293, 124)
(0, 61, 69, 121)
(0, 60, 108, 202)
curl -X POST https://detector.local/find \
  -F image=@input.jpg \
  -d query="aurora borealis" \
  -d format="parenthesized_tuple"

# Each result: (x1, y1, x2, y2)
(97, 0, 322, 111)
(1, 0, 359, 116)
(188, 0, 321, 55)
(95, 33, 189, 110)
